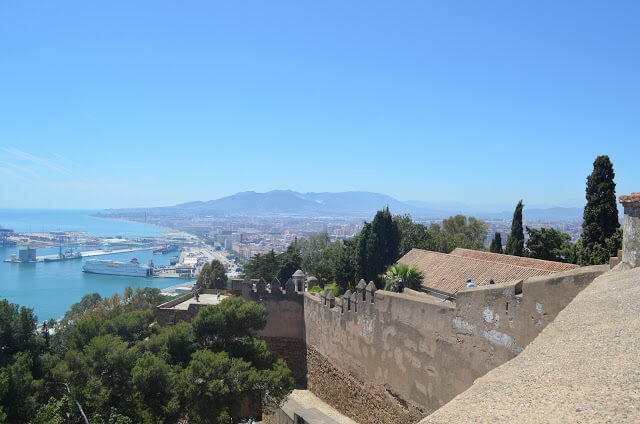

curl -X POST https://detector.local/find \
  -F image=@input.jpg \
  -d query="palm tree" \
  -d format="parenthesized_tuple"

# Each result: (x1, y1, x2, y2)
(382, 263, 424, 291)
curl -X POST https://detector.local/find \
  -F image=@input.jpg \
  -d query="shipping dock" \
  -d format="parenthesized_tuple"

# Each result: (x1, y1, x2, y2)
(4, 247, 160, 263)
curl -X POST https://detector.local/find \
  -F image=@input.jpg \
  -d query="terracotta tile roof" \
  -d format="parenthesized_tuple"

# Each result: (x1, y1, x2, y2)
(449, 248, 580, 272)
(398, 248, 579, 295)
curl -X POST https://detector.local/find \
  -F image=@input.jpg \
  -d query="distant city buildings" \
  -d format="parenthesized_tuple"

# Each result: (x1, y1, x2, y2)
(103, 212, 583, 260)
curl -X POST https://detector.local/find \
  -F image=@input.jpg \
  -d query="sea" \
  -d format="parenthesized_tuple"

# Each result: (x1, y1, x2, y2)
(0, 209, 190, 322)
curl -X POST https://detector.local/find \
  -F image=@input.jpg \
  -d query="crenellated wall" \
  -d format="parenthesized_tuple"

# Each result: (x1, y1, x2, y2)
(232, 278, 307, 385)
(304, 265, 607, 416)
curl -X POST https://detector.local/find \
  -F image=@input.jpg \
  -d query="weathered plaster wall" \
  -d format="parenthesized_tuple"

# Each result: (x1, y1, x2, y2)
(621, 201, 640, 268)
(304, 266, 607, 415)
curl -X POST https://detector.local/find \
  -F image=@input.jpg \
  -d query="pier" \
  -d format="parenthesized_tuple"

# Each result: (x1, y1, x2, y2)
(4, 247, 160, 263)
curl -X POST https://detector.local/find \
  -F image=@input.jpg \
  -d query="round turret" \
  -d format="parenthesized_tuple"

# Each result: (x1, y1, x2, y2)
(292, 269, 306, 292)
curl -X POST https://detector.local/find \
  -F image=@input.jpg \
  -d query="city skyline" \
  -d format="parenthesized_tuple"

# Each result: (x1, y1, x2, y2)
(1, 1, 639, 209)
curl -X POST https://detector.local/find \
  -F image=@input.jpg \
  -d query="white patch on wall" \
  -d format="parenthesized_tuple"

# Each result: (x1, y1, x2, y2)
(360, 317, 374, 338)
(483, 330, 523, 354)
(483, 308, 494, 323)
(536, 302, 543, 314)
(453, 317, 477, 335)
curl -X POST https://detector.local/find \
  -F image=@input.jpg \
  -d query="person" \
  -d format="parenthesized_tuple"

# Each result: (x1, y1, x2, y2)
(397, 280, 405, 293)
(199, 285, 204, 294)
(217, 291, 221, 301)
(248, 417, 254, 424)
(489, 279, 495, 285)
(195, 291, 200, 302)
(466, 278, 475, 288)
(266, 282, 272, 291)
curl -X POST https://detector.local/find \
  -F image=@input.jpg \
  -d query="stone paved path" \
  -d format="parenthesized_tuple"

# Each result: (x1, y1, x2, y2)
(279, 390, 358, 424)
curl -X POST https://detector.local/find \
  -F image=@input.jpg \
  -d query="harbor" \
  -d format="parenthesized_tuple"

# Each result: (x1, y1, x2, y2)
(4, 246, 160, 263)
(0, 212, 239, 320)
(4, 244, 237, 282)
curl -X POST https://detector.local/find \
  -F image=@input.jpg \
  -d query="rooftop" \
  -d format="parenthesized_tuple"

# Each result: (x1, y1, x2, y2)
(450, 248, 580, 272)
(399, 248, 578, 294)
(168, 293, 228, 310)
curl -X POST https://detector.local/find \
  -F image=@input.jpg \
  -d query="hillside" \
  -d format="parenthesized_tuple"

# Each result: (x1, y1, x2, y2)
(104, 190, 584, 221)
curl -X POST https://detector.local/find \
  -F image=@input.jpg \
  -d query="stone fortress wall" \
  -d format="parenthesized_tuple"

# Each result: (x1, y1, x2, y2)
(303, 266, 607, 417)
(231, 277, 307, 385)
(229, 266, 607, 422)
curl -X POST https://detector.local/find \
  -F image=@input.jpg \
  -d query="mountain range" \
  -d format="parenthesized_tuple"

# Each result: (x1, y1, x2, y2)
(106, 190, 585, 221)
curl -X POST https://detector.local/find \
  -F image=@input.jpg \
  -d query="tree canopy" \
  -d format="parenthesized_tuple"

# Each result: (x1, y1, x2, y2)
(489, 232, 503, 254)
(243, 209, 489, 291)
(579, 155, 621, 265)
(505, 200, 525, 257)
(0, 288, 293, 423)
(382, 263, 424, 291)
(355, 207, 401, 287)
(525, 227, 574, 262)
(197, 259, 228, 290)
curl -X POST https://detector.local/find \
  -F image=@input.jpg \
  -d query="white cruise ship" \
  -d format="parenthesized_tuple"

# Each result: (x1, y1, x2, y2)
(82, 258, 153, 277)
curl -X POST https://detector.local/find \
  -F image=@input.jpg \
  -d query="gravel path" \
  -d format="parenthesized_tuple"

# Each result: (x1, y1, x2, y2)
(422, 266, 640, 424)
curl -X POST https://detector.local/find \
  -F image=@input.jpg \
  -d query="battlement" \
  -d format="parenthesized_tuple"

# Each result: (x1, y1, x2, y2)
(231, 277, 304, 303)
(304, 265, 607, 416)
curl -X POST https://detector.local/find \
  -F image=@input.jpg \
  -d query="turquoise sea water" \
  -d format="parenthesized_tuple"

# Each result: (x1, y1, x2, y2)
(0, 210, 188, 321)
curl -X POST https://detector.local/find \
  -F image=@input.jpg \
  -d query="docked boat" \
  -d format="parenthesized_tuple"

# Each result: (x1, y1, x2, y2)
(153, 244, 180, 255)
(44, 250, 82, 262)
(82, 258, 153, 277)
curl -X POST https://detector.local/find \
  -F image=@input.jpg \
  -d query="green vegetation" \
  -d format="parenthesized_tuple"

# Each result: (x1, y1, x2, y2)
(382, 263, 425, 291)
(578, 155, 621, 265)
(505, 156, 622, 265)
(244, 209, 488, 291)
(395, 214, 488, 256)
(323, 282, 343, 297)
(355, 207, 401, 287)
(196, 259, 228, 289)
(505, 200, 525, 257)
(0, 288, 293, 423)
(525, 227, 576, 263)
(489, 232, 503, 254)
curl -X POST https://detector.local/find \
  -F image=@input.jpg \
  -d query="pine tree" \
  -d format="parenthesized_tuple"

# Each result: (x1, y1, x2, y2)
(579, 155, 620, 265)
(505, 200, 524, 257)
(489, 232, 503, 254)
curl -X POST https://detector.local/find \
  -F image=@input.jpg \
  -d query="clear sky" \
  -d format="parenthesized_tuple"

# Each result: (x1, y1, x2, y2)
(0, 1, 638, 209)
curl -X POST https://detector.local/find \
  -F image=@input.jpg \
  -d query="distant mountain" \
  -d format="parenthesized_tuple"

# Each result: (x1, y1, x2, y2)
(104, 190, 584, 222)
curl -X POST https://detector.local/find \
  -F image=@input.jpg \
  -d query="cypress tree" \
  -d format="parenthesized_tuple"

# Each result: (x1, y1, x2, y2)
(579, 155, 620, 264)
(489, 232, 503, 254)
(505, 200, 524, 257)
(354, 207, 400, 287)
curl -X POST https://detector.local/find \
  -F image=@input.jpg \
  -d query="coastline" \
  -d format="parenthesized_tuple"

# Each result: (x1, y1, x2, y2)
(89, 213, 174, 235)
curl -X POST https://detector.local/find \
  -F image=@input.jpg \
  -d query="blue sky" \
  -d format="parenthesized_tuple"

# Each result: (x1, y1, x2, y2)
(0, 1, 638, 209)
